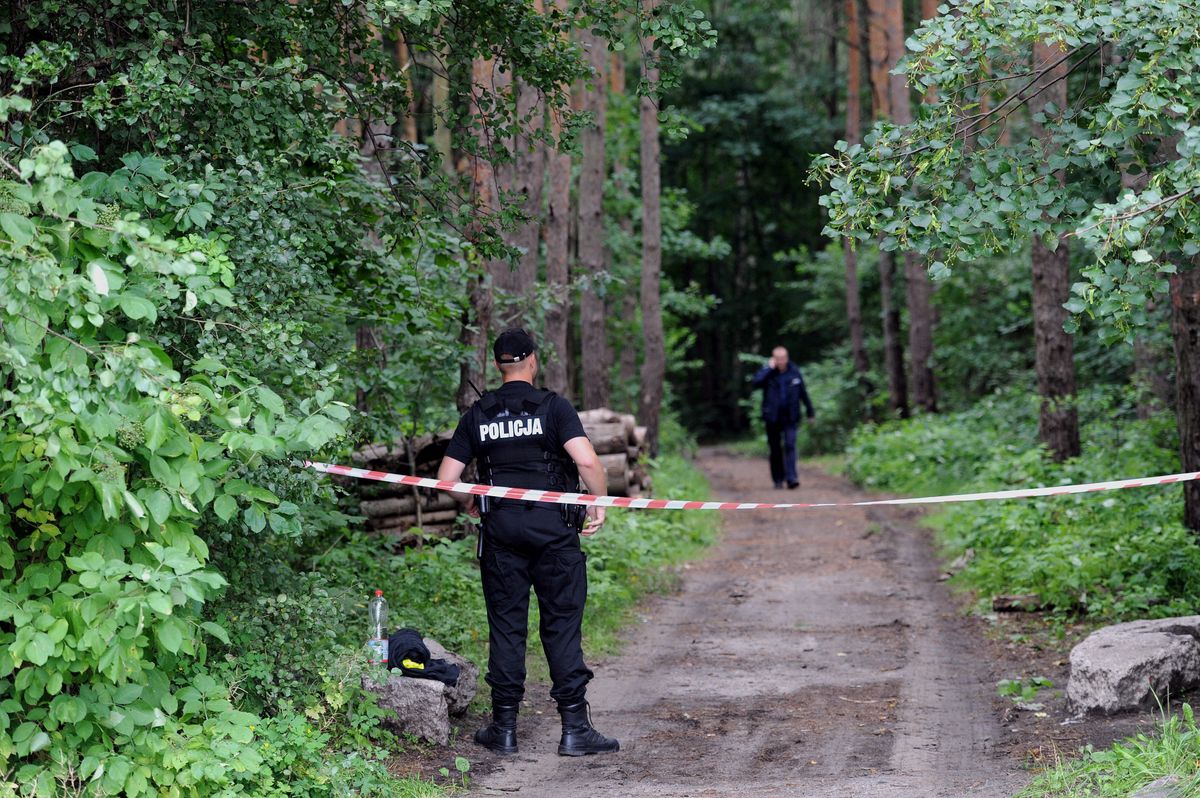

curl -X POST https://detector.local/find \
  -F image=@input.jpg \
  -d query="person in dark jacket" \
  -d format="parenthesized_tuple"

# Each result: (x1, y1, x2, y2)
(751, 346, 815, 489)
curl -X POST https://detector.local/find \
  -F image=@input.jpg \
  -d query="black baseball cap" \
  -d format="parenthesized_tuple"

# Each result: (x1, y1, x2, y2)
(493, 328, 538, 363)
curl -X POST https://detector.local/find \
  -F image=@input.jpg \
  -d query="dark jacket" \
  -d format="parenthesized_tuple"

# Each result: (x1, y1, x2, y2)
(751, 363, 815, 425)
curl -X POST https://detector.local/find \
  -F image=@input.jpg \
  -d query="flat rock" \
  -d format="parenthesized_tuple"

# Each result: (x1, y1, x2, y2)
(363, 673, 450, 745)
(425, 637, 480, 715)
(1131, 775, 1184, 798)
(1068, 616, 1200, 715)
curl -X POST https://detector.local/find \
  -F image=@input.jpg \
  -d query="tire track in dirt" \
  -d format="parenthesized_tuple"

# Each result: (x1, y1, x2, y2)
(473, 448, 1026, 797)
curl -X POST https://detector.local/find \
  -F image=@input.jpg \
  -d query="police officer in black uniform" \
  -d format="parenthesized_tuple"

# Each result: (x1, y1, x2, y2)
(436, 328, 619, 757)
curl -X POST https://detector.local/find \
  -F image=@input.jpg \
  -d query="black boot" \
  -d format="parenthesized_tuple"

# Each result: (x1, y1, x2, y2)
(557, 700, 619, 756)
(474, 703, 519, 754)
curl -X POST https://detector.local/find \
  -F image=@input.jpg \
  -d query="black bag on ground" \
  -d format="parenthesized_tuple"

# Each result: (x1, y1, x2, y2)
(387, 628, 461, 686)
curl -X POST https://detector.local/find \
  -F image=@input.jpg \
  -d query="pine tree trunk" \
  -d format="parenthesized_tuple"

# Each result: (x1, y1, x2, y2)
(1133, 312, 1172, 420)
(431, 39, 453, 173)
(866, 0, 907, 417)
(1170, 266, 1200, 532)
(865, 0, 890, 119)
(457, 57, 499, 411)
(497, 76, 544, 328)
(844, 246, 870, 377)
(610, 49, 638, 408)
(541, 0, 572, 397)
(1029, 42, 1080, 461)
(1114, 90, 1176, 421)
(506, 0, 547, 325)
(395, 35, 419, 145)
(887, 0, 936, 413)
(826, 1, 839, 123)
(904, 251, 936, 411)
(354, 25, 391, 413)
(488, 65, 519, 320)
(879, 250, 909, 418)
(844, 0, 870, 383)
(639, 9, 666, 456)
(544, 115, 571, 398)
(577, 28, 610, 409)
(883, 0, 907, 123)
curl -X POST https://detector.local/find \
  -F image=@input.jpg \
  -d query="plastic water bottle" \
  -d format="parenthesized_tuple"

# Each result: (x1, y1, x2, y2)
(367, 590, 388, 668)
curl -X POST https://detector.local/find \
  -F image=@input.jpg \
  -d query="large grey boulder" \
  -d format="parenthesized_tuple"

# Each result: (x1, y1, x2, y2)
(424, 637, 479, 715)
(363, 673, 451, 745)
(1068, 616, 1200, 715)
(361, 637, 480, 744)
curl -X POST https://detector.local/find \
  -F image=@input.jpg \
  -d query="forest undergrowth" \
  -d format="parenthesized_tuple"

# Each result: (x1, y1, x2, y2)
(846, 388, 1196, 621)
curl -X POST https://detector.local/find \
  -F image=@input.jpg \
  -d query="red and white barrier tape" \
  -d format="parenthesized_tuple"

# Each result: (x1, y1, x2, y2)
(304, 461, 1200, 511)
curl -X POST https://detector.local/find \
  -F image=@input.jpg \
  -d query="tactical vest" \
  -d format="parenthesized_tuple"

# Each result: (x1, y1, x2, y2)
(470, 388, 579, 492)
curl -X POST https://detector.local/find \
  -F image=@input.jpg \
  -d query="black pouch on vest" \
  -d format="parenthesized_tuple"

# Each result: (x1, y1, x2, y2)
(560, 502, 587, 532)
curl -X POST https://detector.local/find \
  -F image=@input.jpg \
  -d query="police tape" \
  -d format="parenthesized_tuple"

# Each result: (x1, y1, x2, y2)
(304, 461, 1200, 511)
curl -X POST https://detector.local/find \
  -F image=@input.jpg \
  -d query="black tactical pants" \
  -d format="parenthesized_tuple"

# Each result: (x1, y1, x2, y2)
(480, 503, 593, 706)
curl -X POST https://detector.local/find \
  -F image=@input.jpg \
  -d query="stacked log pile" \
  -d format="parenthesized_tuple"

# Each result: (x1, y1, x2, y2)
(575, 408, 651, 497)
(350, 408, 650, 544)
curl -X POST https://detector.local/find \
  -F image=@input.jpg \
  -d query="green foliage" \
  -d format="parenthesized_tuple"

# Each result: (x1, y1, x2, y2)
(847, 390, 1200, 619)
(0, 143, 355, 795)
(812, 0, 1200, 342)
(1017, 704, 1200, 798)
(765, 235, 1152, 455)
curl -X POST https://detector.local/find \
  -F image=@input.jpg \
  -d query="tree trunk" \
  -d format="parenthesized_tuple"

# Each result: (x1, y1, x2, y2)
(887, 0, 937, 413)
(867, 0, 907, 417)
(844, 0, 870, 384)
(1169, 266, 1200, 531)
(639, 11, 666, 456)
(844, 246, 870, 377)
(879, 250, 909, 418)
(457, 57, 499, 411)
(488, 64, 519, 321)
(492, 76, 543, 328)
(1132, 311, 1173, 420)
(506, 2, 546, 326)
(1029, 42, 1080, 461)
(431, 39, 453, 173)
(544, 116, 571, 397)
(395, 35, 419, 145)
(826, 0, 839, 123)
(883, 0, 908, 123)
(1114, 86, 1176, 421)
(903, 251, 936, 411)
(541, 0, 572, 397)
(1029, 236, 1079, 464)
(577, 27, 610, 409)
(354, 25, 391, 413)
(611, 48, 638, 410)
(865, 0, 890, 119)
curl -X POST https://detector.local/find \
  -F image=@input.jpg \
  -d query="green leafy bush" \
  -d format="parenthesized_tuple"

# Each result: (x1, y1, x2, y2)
(0, 143, 349, 795)
(846, 389, 1200, 619)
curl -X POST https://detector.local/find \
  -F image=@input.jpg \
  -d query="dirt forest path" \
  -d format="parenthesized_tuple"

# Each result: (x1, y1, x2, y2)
(473, 448, 1027, 797)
